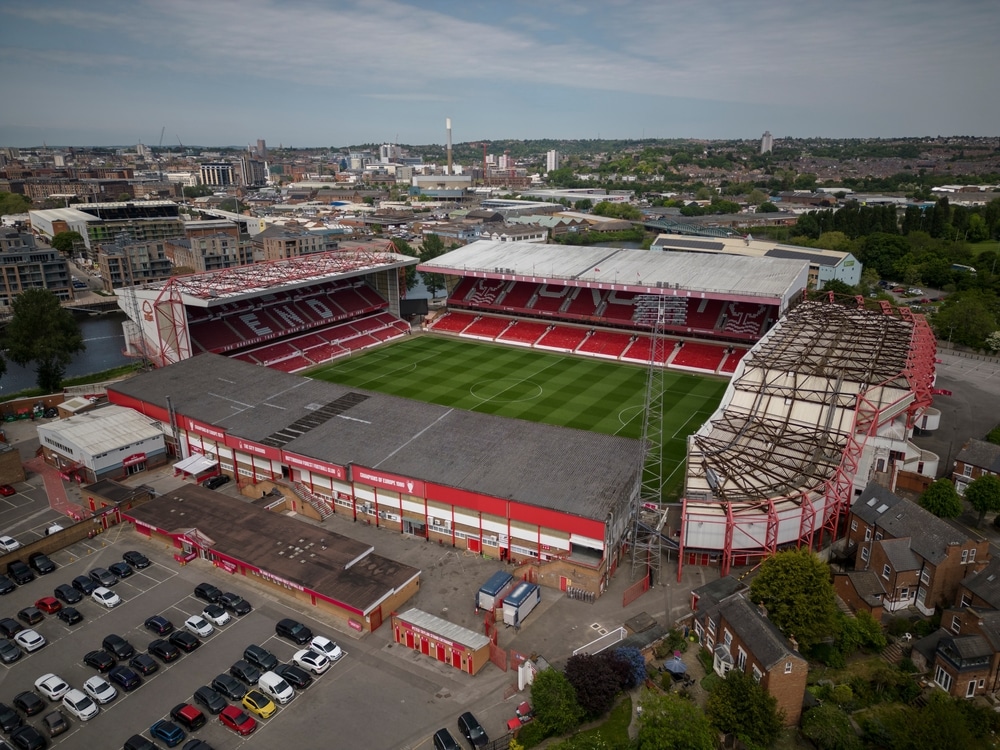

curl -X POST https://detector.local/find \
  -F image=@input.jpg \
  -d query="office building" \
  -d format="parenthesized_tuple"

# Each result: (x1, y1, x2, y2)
(200, 163, 235, 187)
(546, 150, 560, 173)
(0, 229, 74, 307)
(761, 131, 774, 154)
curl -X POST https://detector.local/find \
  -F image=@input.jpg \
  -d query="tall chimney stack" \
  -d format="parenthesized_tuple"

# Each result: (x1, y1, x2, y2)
(446, 117, 453, 176)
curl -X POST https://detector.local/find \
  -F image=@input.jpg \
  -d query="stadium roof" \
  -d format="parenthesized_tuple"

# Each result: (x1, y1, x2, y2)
(110, 354, 641, 522)
(650, 234, 853, 267)
(418, 240, 809, 302)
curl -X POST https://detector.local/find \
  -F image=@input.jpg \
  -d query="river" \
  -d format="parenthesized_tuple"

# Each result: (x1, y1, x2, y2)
(0, 312, 131, 396)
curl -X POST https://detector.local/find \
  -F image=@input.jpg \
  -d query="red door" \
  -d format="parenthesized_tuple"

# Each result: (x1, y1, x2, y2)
(452, 650, 462, 669)
(406, 631, 414, 649)
(468, 538, 481, 553)
(436, 643, 446, 662)
(421, 638, 430, 655)
(560, 576, 569, 591)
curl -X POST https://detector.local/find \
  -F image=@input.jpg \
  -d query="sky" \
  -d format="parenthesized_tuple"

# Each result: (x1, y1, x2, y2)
(1, 0, 998, 148)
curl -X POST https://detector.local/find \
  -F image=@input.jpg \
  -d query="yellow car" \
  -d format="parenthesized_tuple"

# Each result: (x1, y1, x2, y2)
(242, 689, 276, 719)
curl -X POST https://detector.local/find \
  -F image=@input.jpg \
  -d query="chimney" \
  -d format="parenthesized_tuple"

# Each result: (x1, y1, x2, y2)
(446, 117, 453, 176)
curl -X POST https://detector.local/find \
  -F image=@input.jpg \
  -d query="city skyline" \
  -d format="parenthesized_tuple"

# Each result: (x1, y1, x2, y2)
(1, 0, 998, 148)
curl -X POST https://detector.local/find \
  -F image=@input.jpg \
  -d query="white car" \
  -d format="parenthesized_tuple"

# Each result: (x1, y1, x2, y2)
(185, 615, 214, 638)
(258, 671, 294, 705)
(83, 675, 117, 704)
(309, 636, 343, 662)
(14, 629, 46, 652)
(0, 535, 20, 553)
(91, 586, 121, 608)
(35, 673, 70, 701)
(292, 648, 330, 675)
(62, 688, 99, 720)
(202, 604, 231, 627)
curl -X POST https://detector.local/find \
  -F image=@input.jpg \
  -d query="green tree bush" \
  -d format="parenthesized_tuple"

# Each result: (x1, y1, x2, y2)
(531, 668, 584, 737)
(965, 474, 1000, 527)
(706, 670, 783, 750)
(637, 691, 714, 750)
(920, 478, 962, 518)
(3, 288, 85, 393)
(748, 549, 838, 647)
(801, 704, 862, 750)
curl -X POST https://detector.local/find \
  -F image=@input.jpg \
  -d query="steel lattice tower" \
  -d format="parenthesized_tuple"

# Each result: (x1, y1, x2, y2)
(631, 296, 672, 585)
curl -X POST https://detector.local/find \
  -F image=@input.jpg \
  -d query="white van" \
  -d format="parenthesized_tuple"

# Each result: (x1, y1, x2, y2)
(258, 671, 294, 704)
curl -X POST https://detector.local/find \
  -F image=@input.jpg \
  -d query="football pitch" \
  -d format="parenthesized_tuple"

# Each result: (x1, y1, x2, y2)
(308, 336, 727, 498)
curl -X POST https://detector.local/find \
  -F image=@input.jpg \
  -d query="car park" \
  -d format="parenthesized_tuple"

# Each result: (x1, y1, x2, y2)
(62, 689, 98, 721)
(71, 575, 97, 595)
(83, 649, 116, 672)
(184, 615, 213, 637)
(219, 705, 256, 736)
(108, 561, 133, 579)
(243, 644, 278, 671)
(273, 663, 312, 690)
(0, 701, 22, 732)
(201, 604, 230, 626)
(129, 653, 158, 676)
(123, 735, 156, 750)
(108, 665, 142, 692)
(56, 607, 82, 625)
(102, 633, 135, 660)
(457, 711, 489, 748)
(310, 635, 343, 661)
(0, 574, 16, 595)
(193, 685, 227, 715)
(91, 586, 121, 608)
(170, 703, 206, 731)
(7, 561, 34, 585)
(211, 673, 246, 701)
(276, 618, 312, 644)
(150, 719, 186, 748)
(194, 582, 223, 603)
(16, 607, 43, 626)
(433, 727, 462, 750)
(34, 674, 70, 701)
(0, 638, 21, 663)
(0, 535, 20, 552)
(169, 631, 200, 653)
(229, 659, 261, 686)
(41, 709, 69, 738)
(89, 567, 117, 587)
(241, 689, 276, 719)
(53, 584, 81, 604)
(82, 675, 117, 704)
(257, 671, 294, 704)
(293, 648, 330, 675)
(10, 724, 47, 750)
(12, 691, 44, 716)
(33, 597, 60, 614)
(219, 592, 251, 615)
(0, 618, 23, 638)
(149, 638, 181, 663)
(122, 550, 150, 569)
(14, 629, 45, 652)
(27, 554, 55, 576)
(144, 614, 174, 635)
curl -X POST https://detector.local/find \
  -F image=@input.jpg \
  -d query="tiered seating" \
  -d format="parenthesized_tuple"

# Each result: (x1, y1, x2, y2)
(467, 279, 507, 306)
(429, 311, 476, 333)
(578, 331, 632, 358)
(671, 343, 727, 372)
(249, 341, 299, 364)
(603, 291, 637, 322)
(342, 334, 379, 352)
(303, 343, 345, 363)
(685, 298, 726, 330)
(496, 281, 537, 311)
(269, 355, 312, 372)
(449, 277, 478, 304)
(332, 287, 375, 316)
(464, 316, 511, 339)
(719, 348, 748, 374)
(563, 288, 605, 318)
(497, 320, 548, 345)
(292, 332, 328, 350)
(531, 284, 571, 313)
(188, 318, 245, 353)
(622, 336, 653, 363)
(537, 326, 588, 352)
(721, 303, 769, 337)
(632, 296, 687, 327)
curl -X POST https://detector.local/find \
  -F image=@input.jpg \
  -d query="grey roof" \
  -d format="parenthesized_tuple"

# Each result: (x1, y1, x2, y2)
(717, 595, 801, 669)
(878, 538, 921, 572)
(766, 247, 840, 267)
(912, 627, 948, 663)
(396, 608, 489, 650)
(960, 557, 1000, 609)
(651, 237, 726, 252)
(956, 439, 1000, 474)
(418, 239, 808, 301)
(965, 608, 1000, 650)
(844, 571, 886, 605)
(692, 575, 748, 611)
(851, 483, 904, 524)
(109, 354, 641, 522)
(942, 634, 992, 660)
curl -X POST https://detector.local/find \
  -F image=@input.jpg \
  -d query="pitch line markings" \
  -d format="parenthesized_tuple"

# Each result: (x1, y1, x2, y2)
(469, 379, 544, 404)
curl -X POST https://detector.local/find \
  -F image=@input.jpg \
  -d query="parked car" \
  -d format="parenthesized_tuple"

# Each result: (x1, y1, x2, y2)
(229, 660, 261, 686)
(257, 671, 294, 705)
(457, 711, 489, 748)
(0, 617, 23, 638)
(56, 607, 82, 625)
(309, 635, 342, 661)
(34, 674, 70, 701)
(0, 638, 22, 664)
(148, 638, 181, 663)
(144, 615, 174, 635)
(275, 618, 312, 645)
(10, 724, 47, 750)
(14, 629, 45, 652)
(0, 701, 23, 732)
(17, 607, 44, 626)
(27, 553, 56, 576)
(83, 650, 116, 672)
(82, 675, 117, 704)
(150, 719, 185, 748)
(108, 665, 142, 692)
(71, 575, 97, 595)
(129, 653, 158, 676)
(41, 710, 69, 738)
(169, 631, 200, 653)
(273, 663, 312, 690)
(53, 584, 82, 604)
(0, 535, 20, 552)
(219, 705, 256, 736)
(122, 550, 150, 569)
(102, 634, 134, 660)
(219, 592, 251, 616)
(62, 689, 98, 721)
(12, 691, 45, 716)
(170, 703, 206, 731)
(0, 574, 17, 595)
(193, 686, 227, 715)
(201, 604, 230, 626)
(88, 567, 117, 587)
(7, 561, 34, 585)
(34, 597, 61, 615)
(91, 586, 121, 608)
(108, 562, 132, 579)
(194, 583, 223, 603)
(241, 690, 275, 720)
(433, 728, 462, 750)
(204, 474, 231, 490)
(123, 735, 156, 750)
(184, 615, 213, 637)
(292, 649, 330, 675)
(243, 644, 277, 672)
(0, 486, 14, 498)
(211, 674, 246, 702)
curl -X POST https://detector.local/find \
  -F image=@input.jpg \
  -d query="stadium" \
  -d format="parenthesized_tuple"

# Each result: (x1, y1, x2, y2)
(111, 238, 938, 591)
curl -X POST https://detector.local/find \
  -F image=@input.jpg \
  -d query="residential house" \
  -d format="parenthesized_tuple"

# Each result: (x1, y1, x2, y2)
(912, 624, 996, 699)
(952, 439, 1000, 496)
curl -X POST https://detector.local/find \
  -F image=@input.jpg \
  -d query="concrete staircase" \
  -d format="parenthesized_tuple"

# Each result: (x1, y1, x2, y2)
(881, 641, 905, 666)
(289, 481, 334, 521)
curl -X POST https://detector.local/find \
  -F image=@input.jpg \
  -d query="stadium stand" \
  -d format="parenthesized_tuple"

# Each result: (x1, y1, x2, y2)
(537, 326, 589, 352)
(429, 311, 477, 333)
(495, 281, 536, 311)
(719, 348, 749, 374)
(464, 316, 512, 339)
(497, 320, 549, 345)
(563, 287, 605, 318)
(720, 302, 770, 337)
(531, 284, 572, 313)
(603, 290, 637, 322)
(577, 330, 633, 358)
(671, 342, 728, 373)
(685, 298, 726, 330)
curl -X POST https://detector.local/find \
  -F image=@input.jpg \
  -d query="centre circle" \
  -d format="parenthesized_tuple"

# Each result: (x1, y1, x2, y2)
(470, 379, 544, 403)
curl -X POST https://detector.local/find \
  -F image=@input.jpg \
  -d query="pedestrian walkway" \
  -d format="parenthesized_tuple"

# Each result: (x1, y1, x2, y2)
(23, 456, 90, 521)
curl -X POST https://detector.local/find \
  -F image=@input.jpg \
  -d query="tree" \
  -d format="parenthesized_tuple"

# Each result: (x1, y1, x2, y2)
(117, 192, 132, 202)
(637, 691, 715, 750)
(748, 549, 838, 647)
(530, 668, 584, 736)
(933, 291, 998, 349)
(801, 704, 862, 750)
(50, 231, 85, 255)
(987, 424, 1000, 446)
(182, 184, 213, 199)
(965, 474, 1000, 527)
(0, 192, 31, 215)
(573, 199, 592, 211)
(920, 478, 962, 518)
(390, 238, 419, 291)
(218, 198, 246, 213)
(418, 234, 449, 299)
(758, 201, 779, 213)
(706, 670, 783, 750)
(3, 288, 85, 393)
(821, 279, 856, 296)
(612, 647, 646, 689)
(564, 653, 624, 718)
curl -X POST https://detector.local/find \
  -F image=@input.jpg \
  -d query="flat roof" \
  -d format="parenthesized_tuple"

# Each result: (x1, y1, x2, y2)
(395, 608, 490, 650)
(37, 405, 162, 455)
(419, 240, 808, 300)
(651, 234, 851, 266)
(110, 354, 641, 523)
(126, 485, 418, 614)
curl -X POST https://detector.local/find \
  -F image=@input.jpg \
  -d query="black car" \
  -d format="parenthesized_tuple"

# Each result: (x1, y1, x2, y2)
(16, 607, 43, 626)
(169, 631, 200, 653)
(0, 702, 23, 733)
(108, 665, 142, 692)
(56, 607, 82, 625)
(275, 618, 312, 645)
(193, 583, 223, 603)
(203, 474, 230, 490)
(41, 710, 68, 737)
(27, 553, 56, 576)
(144, 615, 174, 635)
(83, 649, 116, 672)
(433, 728, 462, 750)
(102, 634, 135, 660)
(219, 592, 251, 616)
(0, 638, 21, 664)
(88, 567, 117, 587)
(273, 663, 312, 690)
(181, 741, 212, 750)
(53, 584, 82, 604)
(10, 725, 47, 750)
(108, 562, 133, 579)
(243, 644, 277, 672)
(123, 735, 156, 750)
(71, 575, 97, 595)
(130, 653, 158, 676)
(12, 691, 44, 716)
(210, 673, 246, 701)
(229, 659, 260, 686)
(457, 711, 489, 748)
(0, 574, 16, 595)
(6, 561, 34, 586)
(123, 550, 151, 569)
(169, 703, 207, 731)
(0, 618, 23, 639)
(192, 686, 227, 715)
(149, 638, 181, 663)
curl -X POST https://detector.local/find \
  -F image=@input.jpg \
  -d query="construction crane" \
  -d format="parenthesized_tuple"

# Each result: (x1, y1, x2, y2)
(155, 126, 166, 181)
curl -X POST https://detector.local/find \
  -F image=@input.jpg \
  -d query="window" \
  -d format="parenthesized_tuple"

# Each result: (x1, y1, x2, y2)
(970, 549, 976, 563)
(784, 661, 793, 674)
(861, 547, 870, 562)
(723, 630, 732, 647)
(962, 550, 969, 564)
(737, 647, 747, 670)
(851, 520, 857, 531)
(967, 680, 976, 698)
(963, 464, 973, 477)
(962, 594, 973, 607)
(921, 569, 931, 584)
(882, 564, 891, 580)
(951, 615, 961, 634)
(900, 587, 909, 599)
(874, 532, 883, 541)
(751, 665, 762, 683)
(864, 528, 872, 542)
(979, 679, 985, 688)
(935, 666, 952, 692)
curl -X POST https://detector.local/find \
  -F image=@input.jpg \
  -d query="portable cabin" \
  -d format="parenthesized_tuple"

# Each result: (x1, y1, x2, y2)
(502, 581, 540, 627)
(477, 570, 515, 612)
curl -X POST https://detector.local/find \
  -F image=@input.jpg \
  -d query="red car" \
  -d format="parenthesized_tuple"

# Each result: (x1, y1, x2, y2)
(34, 597, 62, 614)
(0, 485, 15, 497)
(219, 705, 256, 736)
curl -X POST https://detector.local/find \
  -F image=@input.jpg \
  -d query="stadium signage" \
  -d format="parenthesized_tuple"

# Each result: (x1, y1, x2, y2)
(282, 451, 346, 480)
(186, 418, 226, 441)
(353, 466, 424, 496)
(122, 452, 146, 468)
(226, 436, 281, 461)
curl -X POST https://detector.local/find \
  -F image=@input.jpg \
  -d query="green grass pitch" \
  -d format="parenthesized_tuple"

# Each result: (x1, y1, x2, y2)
(307, 336, 727, 499)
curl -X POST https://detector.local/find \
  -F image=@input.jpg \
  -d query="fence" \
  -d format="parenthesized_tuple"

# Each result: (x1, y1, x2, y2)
(572, 626, 627, 656)
(622, 576, 650, 607)
(566, 586, 595, 603)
